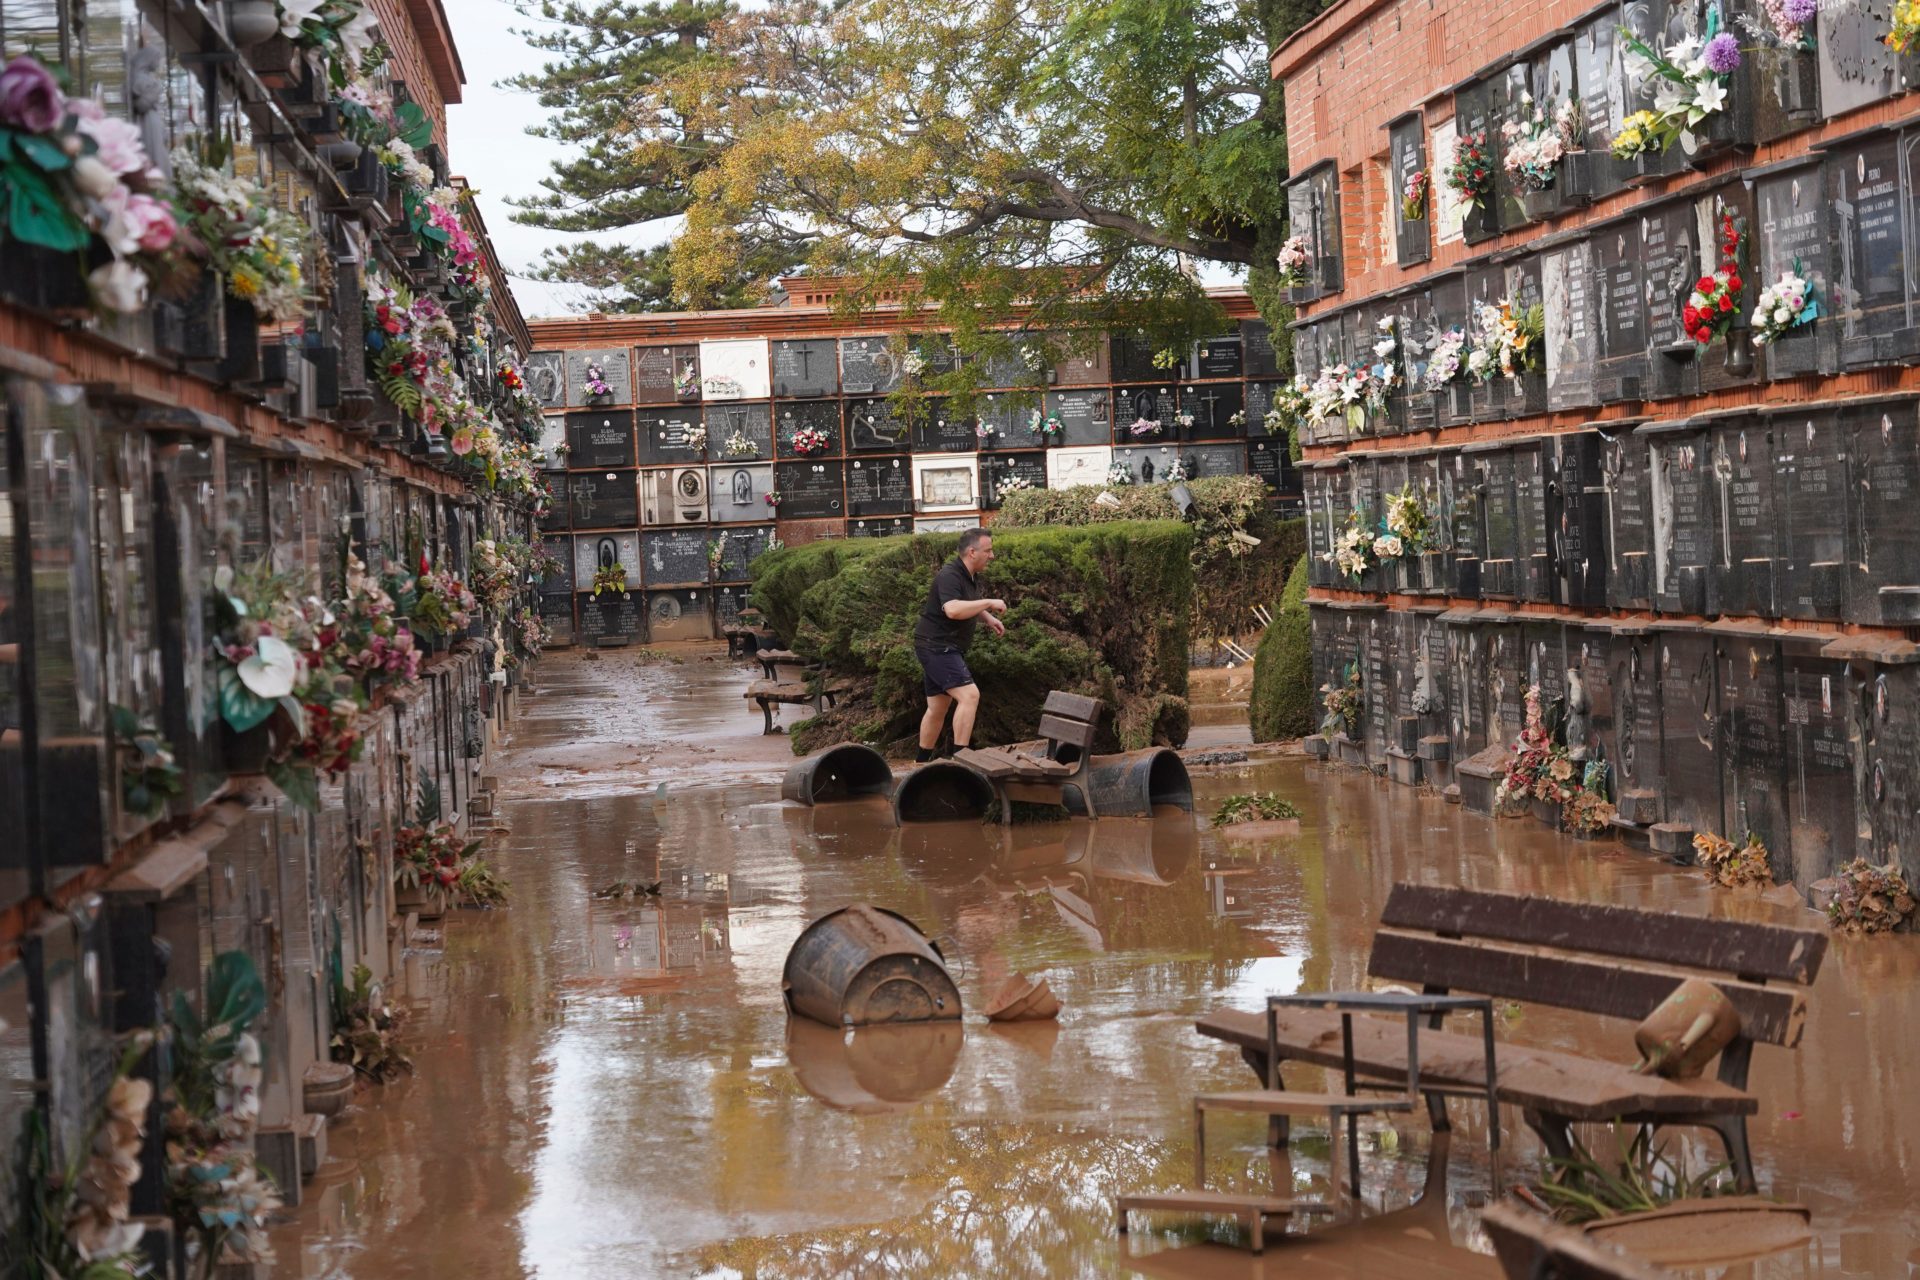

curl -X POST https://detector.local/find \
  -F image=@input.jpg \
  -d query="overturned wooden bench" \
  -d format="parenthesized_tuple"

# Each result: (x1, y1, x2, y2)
(1480, 1203, 1665, 1280)
(955, 691, 1101, 822)
(1195, 883, 1827, 1193)
(744, 677, 853, 735)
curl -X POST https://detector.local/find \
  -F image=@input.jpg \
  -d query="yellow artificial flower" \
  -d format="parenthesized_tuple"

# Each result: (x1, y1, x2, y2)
(230, 265, 262, 298)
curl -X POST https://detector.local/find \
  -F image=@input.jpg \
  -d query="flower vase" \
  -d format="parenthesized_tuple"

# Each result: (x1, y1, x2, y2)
(1530, 796, 1566, 830)
(1462, 202, 1497, 245)
(1724, 324, 1756, 378)
(1520, 186, 1561, 223)
(226, 0, 280, 45)
(222, 722, 274, 775)
(1557, 151, 1595, 204)
(1510, 370, 1548, 417)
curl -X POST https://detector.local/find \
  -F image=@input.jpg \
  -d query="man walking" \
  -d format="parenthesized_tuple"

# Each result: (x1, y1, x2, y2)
(913, 528, 1008, 762)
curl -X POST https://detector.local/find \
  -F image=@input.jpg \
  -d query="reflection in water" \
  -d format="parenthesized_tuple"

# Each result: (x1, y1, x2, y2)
(785, 1018, 964, 1113)
(274, 654, 1920, 1279)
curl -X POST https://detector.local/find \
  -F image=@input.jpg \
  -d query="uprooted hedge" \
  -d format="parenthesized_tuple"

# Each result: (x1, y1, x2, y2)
(749, 522, 1193, 756)
(993, 476, 1303, 641)
(1249, 553, 1312, 742)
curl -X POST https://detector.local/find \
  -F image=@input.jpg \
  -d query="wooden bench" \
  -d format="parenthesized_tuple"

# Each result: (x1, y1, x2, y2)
(744, 677, 852, 734)
(1480, 1203, 1666, 1280)
(754, 647, 810, 680)
(1195, 883, 1826, 1193)
(955, 691, 1101, 823)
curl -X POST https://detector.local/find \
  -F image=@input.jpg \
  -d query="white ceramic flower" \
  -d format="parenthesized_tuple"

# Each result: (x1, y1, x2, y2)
(278, 0, 328, 37)
(88, 260, 148, 313)
(238, 635, 299, 698)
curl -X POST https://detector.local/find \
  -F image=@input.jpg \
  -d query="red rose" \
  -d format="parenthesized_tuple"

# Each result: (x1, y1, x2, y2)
(1683, 304, 1701, 327)
(1719, 295, 1734, 313)
(1697, 276, 1716, 292)
(1727, 275, 1742, 293)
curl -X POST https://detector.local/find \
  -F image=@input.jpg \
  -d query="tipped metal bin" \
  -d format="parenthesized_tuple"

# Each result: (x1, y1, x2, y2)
(892, 760, 996, 824)
(1062, 749, 1194, 818)
(782, 903, 962, 1026)
(782, 742, 896, 806)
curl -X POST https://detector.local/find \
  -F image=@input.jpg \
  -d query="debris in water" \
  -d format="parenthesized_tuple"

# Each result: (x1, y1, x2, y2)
(593, 880, 662, 900)
(984, 972, 1060, 1022)
(783, 904, 962, 1026)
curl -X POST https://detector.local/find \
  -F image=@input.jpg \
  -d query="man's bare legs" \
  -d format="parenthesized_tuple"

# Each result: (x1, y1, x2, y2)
(920, 692, 953, 750)
(948, 683, 980, 747)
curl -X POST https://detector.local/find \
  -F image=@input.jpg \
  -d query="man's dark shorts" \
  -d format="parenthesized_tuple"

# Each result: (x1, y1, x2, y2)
(917, 645, 974, 697)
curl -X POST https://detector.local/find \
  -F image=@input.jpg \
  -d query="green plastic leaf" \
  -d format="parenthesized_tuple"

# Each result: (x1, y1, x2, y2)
(0, 131, 14, 163)
(216, 663, 276, 732)
(110, 703, 140, 738)
(206, 950, 267, 1039)
(396, 101, 433, 151)
(268, 760, 320, 812)
(7, 164, 89, 251)
(15, 132, 70, 171)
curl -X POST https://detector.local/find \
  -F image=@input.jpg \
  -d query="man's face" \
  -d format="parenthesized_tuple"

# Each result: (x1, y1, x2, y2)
(964, 537, 995, 572)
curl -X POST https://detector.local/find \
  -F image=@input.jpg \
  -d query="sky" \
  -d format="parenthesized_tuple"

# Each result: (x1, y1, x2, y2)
(442, 0, 672, 321)
(441, 0, 1246, 323)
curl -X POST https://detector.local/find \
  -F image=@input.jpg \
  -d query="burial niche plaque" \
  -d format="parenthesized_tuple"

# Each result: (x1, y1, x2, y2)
(774, 460, 845, 520)
(839, 337, 901, 396)
(981, 454, 1048, 509)
(565, 411, 637, 470)
(1390, 114, 1430, 265)
(1198, 335, 1243, 379)
(1180, 383, 1245, 441)
(1544, 240, 1597, 411)
(537, 416, 568, 471)
(714, 525, 774, 583)
(639, 408, 708, 465)
(1778, 410, 1849, 620)
(1754, 166, 1835, 379)
(1053, 336, 1110, 386)
(576, 591, 644, 645)
(1042, 389, 1110, 446)
(1649, 426, 1715, 616)
(566, 348, 632, 408)
(914, 402, 980, 454)
(771, 338, 838, 398)
(633, 344, 700, 404)
(1048, 445, 1112, 489)
(1595, 222, 1648, 400)
(1846, 402, 1920, 624)
(704, 402, 774, 460)
(846, 398, 911, 453)
(776, 401, 842, 458)
(572, 532, 639, 587)
(525, 351, 567, 409)
(1709, 418, 1779, 617)
(707, 462, 775, 524)
(699, 338, 770, 400)
(846, 455, 913, 516)
(642, 528, 712, 586)
(1817, 0, 1901, 119)
(913, 454, 979, 511)
(1242, 321, 1281, 377)
(1829, 133, 1918, 365)
(569, 470, 638, 529)
(848, 516, 912, 538)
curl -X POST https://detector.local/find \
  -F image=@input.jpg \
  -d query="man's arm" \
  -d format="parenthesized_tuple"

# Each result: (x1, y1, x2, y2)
(941, 597, 1006, 620)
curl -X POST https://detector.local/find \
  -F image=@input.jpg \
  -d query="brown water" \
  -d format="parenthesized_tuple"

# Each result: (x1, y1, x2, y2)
(274, 647, 1920, 1279)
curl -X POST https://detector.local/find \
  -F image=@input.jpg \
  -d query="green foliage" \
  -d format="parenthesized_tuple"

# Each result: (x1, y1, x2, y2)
(995, 477, 1301, 638)
(504, 0, 1329, 335)
(169, 952, 266, 1119)
(750, 524, 1192, 754)
(1249, 553, 1312, 742)
(330, 964, 412, 1083)
(112, 703, 183, 819)
(1536, 1126, 1735, 1224)
(1212, 792, 1300, 824)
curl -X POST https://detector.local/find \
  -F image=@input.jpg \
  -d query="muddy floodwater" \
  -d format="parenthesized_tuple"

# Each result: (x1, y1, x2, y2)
(276, 647, 1920, 1278)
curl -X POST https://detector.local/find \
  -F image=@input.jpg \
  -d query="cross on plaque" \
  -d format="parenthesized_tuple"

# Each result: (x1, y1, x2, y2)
(1198, 388, 1223, 432)
(795, 346, 813, 380)
(1713, 441, 1734, 569)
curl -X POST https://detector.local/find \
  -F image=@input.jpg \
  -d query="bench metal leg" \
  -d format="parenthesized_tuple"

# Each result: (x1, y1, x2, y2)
(1703, 1114, 1757, 1192)
(758, 699, 777, 735)
(1523, 1109, 1575, 1168)
(1248, 1209, 1264, 1255)
(1193, 1099, 1207, 1189)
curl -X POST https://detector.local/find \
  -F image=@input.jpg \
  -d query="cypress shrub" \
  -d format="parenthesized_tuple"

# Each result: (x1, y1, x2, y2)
(749, 522, 1193, 755)
(1249, 553, 1312, 742)
(994, 476, 1300, 639)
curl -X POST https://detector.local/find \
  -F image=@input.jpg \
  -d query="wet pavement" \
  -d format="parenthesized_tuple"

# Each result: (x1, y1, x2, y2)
(275, 645, 1920, 1278)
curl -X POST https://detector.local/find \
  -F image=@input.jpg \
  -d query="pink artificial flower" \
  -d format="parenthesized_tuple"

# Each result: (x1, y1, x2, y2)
(450, 428, 475, 456)
(75, 106, 150, 176)
(0, 56, 64, 134)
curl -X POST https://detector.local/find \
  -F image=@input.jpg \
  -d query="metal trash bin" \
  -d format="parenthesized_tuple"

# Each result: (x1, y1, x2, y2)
(782, 742, 895, 806)
(1064, 749, 1193, 818)
(892, 760, 996, 824)
(782, 903, 963, 1026)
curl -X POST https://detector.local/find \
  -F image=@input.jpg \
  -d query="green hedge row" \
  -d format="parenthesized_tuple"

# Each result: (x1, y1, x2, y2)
(994, 476, 1301, 641)
(749, 522, 1194, 755)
